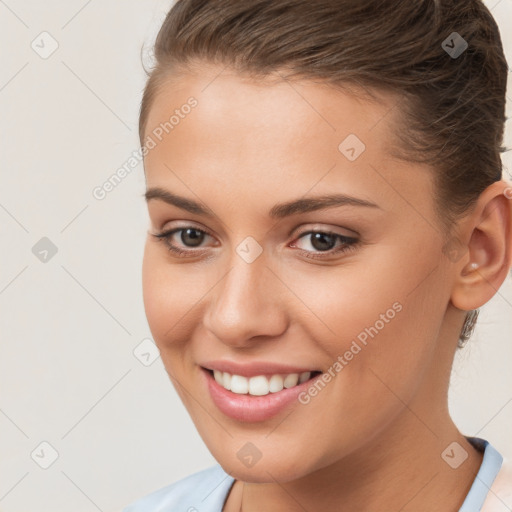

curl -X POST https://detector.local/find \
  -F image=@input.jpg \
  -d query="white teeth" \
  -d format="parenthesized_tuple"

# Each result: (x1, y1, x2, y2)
(248, 376, 269, 396)
(283, 373, 299, 388)
(298, 371, 311, 383)
(222, 372, 232, 391)
(213, 370, 223, 385)
(230, 375, 248, 394)
(211, 370, 312, 396)
(268, 374, 284, 393)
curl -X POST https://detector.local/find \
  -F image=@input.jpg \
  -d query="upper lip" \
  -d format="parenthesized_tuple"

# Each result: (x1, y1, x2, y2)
(201, 360, 321, 378)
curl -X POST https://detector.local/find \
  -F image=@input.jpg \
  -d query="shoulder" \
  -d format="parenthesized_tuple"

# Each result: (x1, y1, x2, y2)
(482, 457, 512, 512)
(122, 464, 235, 512)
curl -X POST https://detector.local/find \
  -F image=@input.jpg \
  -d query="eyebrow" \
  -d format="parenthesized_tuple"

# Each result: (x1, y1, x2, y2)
(144, 187, 380, 219)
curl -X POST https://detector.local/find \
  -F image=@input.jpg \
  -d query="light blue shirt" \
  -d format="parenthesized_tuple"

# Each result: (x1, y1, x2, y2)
(123, 437, 503, 512)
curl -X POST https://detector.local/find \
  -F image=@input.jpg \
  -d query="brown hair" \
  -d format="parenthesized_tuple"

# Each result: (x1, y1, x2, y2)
(139, 0, 508, 345)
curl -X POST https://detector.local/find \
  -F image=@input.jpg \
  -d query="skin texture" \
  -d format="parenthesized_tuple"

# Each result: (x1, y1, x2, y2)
(141, 63, 512, 511)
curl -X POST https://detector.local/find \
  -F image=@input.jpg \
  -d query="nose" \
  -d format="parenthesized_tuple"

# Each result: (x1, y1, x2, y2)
(202, 252, 289, 348)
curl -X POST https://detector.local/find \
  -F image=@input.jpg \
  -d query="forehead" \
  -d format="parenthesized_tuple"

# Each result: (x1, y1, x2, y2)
(145, 67, 399, 155)
(142, 66, 434, 223)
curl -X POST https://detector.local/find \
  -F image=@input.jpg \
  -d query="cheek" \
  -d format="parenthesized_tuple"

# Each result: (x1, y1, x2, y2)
(141, 244, 203, 354)
(141, 245, 208, 409)
(260, 266, 444, 469)
(278, 258, 410, 355)
(282, 249, 446, 399)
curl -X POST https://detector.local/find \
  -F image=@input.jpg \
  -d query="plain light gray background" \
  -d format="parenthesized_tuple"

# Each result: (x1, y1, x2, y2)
(0, 1, 511, 511)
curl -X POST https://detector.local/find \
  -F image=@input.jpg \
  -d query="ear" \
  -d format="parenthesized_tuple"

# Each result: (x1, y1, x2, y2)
(450, 180, 512, 311)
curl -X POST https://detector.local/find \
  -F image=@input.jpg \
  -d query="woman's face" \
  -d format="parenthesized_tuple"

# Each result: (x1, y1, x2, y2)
(142, 64, 460, 482)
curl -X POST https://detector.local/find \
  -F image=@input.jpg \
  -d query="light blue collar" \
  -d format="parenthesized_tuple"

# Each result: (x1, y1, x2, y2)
(459, 437, 503, 511)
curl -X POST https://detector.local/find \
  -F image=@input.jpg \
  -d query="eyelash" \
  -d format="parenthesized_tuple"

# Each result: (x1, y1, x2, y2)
(150, 226, 359, 260)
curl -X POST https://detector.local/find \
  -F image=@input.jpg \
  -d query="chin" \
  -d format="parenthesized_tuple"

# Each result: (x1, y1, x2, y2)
(215, 450, 319, 484)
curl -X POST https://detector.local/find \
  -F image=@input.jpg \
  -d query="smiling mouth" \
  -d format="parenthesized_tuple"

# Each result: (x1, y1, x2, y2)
(204, 368, 323, 396)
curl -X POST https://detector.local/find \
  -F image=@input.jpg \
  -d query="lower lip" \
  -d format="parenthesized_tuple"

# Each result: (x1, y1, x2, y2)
(202, 367, 321, 423)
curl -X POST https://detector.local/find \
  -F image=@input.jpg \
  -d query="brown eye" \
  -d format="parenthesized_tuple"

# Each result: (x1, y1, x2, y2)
(291, 230, 359, 260)
(150, 226, 214, 257)
(179, 228, 206, 247)
(308, 232, 337, 251)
